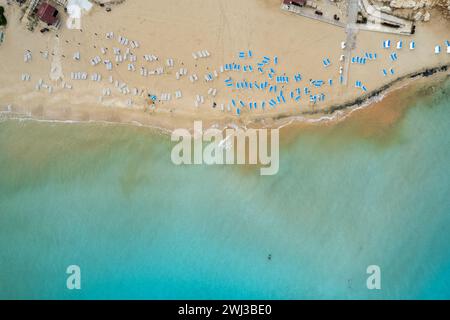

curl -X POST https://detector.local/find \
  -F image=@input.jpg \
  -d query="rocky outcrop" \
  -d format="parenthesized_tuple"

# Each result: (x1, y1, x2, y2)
(388, 0, 433, 9)
(373, 0, 450, 21)
(389, 0, 418, 8)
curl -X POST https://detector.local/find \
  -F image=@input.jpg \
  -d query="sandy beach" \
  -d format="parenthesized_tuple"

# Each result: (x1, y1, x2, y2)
(0, 0, 449, 132)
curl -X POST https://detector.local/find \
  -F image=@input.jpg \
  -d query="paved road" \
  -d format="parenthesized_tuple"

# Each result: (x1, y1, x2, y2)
(342, 0, 359, 85)
(282, 5, 346, 28)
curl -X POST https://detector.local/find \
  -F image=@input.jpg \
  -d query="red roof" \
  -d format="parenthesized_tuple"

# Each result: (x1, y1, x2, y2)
(37, 2, 59, 25)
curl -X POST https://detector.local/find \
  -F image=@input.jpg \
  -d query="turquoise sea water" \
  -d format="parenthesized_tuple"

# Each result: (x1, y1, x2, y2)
(0, 79, 449, 299)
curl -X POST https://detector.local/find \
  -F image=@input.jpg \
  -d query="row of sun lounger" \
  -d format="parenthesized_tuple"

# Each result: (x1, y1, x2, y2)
(71, 72, 88, 80)
(175, 68, 188, 80)
(194, 95, 205, 107)
(192, 50, 210, 60)
(118, 36, 129, 46)
(383, 40, 416, 50)
(207, 88, 217, 97)
(166, 59, 174, 67)
(105, 32, 114, 40)
(90, 73, 102, 82)
(139, 67, 164, 76)
(102, 88, 112, 96)
(24, 50, 32, 63)
(322, 58, 331, 67)
(390, 52, 398, 62)
(382, 68, 395, 76)
(238, 51, 253, 59)
(104, 60, 113, 71)
(434, 42, 449, 54)
(144, 54, 159, 62)
(35, 79, 53, 93)
(189, 74, 199, 83)
(355, 80, 367, 92)
(73, 51, 81, 61)
(90, 56, 102, 66)
(160, 93, 171, 101)
(21, 73, 31, 81)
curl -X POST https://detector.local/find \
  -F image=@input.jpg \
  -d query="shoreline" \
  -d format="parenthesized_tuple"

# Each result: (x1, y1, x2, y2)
(1, 64, 449, 135)
(0, 0, 449, 134)
(259, 62, 450, 130)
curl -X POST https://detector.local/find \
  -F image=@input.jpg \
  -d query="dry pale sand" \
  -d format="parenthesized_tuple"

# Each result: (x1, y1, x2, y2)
(0, 0, 449, 132)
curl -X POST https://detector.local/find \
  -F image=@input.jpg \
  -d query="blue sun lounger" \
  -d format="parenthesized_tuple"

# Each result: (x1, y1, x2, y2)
(382, 69, 388, 76)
